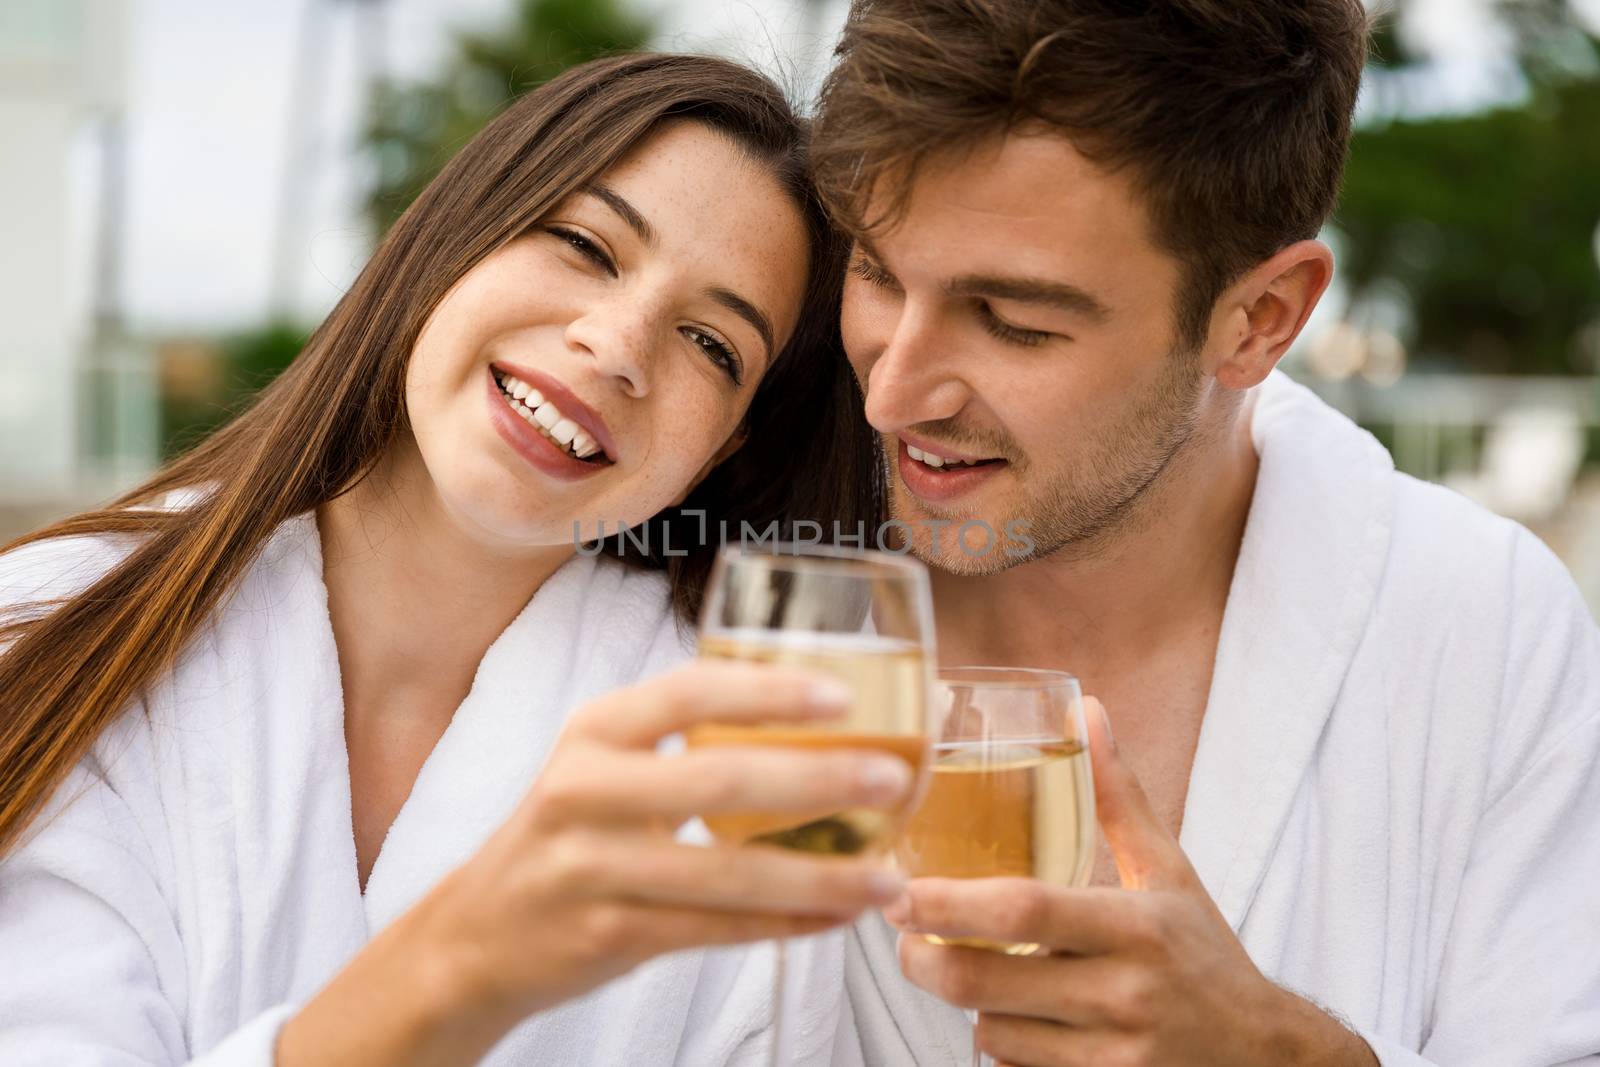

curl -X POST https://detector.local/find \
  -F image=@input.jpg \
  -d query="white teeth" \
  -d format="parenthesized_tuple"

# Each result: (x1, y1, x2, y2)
(497, 372, 607, 461)
(906, 440, 990, 470)
(496, 372, 544, 410)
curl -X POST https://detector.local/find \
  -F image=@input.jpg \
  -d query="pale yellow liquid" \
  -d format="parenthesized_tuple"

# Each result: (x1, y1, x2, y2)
(896, 740, 1095, 954)
(689, 631, 930, 856)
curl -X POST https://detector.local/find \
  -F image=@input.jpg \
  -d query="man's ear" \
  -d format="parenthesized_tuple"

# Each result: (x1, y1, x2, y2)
(670, 426, 749, 507)
(1212, 240, 1333, 391)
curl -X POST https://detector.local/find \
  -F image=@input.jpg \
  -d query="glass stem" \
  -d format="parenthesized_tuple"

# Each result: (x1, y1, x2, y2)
(971, 1009, 990, 1067)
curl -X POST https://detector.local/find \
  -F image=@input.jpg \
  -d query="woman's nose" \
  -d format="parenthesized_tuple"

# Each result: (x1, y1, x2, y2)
(564, 300, 657, 398)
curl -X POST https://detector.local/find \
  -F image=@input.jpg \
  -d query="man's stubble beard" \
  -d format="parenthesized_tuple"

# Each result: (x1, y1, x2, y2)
(890, 346, 1211, 577)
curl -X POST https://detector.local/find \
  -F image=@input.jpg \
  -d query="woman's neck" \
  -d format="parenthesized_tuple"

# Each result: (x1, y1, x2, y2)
(317, 448, 575, 728)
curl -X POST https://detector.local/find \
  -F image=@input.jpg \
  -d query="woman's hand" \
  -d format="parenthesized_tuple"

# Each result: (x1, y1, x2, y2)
(278, 660, 915, 1067)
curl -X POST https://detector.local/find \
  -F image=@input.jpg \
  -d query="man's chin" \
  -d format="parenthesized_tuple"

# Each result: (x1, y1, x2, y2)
(887, 493, 1034, 577)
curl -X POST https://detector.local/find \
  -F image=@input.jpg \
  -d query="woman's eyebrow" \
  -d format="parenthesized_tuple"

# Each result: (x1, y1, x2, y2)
(584, 183, 656, 248)
(707, 287, 775, 360)
(582, 183, 774, 359)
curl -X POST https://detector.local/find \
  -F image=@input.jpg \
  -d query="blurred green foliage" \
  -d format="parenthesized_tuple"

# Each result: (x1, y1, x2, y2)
(364, 0, 655, 235)
(1339, 0, 1600, 375)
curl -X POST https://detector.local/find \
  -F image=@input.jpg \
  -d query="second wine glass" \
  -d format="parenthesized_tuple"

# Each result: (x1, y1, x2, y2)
(895, 667, 1096, 1067)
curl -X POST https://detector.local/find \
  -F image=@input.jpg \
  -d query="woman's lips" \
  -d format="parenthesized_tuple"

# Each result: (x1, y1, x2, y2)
(491, 361, 618, 463)
(485, 367, 610, 481)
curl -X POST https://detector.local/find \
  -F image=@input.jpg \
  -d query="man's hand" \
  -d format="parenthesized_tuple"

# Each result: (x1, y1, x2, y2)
(885, 699, 1380, 1067)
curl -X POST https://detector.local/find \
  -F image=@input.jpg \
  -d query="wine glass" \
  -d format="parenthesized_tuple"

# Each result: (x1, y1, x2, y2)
(894, 668, 1095, 1067)
(690, 543, 937, 1066)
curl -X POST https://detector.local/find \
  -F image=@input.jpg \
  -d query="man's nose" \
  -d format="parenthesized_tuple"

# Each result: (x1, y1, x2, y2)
(861, 304, 969, 433)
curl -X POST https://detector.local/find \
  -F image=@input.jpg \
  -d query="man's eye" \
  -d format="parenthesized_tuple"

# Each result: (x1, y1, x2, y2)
(848, 256, 899, 290)
(979, 305, 1053, 348)
(543, 226, 616, 276)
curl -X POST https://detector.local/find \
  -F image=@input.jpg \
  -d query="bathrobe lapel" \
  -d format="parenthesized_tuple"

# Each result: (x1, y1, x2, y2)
(1179, 373, 1396, 929)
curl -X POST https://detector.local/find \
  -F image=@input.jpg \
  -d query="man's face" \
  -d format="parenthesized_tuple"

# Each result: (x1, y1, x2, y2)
(840, 129, 1214, 574)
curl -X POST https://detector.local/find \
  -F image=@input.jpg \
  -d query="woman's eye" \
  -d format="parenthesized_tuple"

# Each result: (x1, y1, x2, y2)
(685, 328, 744, 386)
(543, 226, 616, 276)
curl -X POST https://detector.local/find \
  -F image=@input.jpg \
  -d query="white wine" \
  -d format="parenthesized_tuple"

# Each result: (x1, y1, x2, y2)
(687, 726, 928, 854)
(689, 630, 930, 857)
(896, 739, 1095, 954)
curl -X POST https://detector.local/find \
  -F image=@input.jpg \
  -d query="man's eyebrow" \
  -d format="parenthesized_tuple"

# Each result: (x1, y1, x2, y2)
(708, 287, 775, 360)
(946, 274, 1112, 322)
(584, 183, 656, 248)
(854, 239, 1110, 323)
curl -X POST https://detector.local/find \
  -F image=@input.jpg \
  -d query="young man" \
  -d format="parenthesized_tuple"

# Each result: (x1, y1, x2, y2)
(811, 2, 1600, 1064)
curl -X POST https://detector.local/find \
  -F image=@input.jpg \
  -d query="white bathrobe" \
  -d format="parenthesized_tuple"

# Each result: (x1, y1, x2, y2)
(0, 514, 851, 1066)
(840, 372, 1600, 1067)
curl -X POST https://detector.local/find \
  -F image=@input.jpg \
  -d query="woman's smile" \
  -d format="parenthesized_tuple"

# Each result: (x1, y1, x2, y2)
(484, 364, 616, 482)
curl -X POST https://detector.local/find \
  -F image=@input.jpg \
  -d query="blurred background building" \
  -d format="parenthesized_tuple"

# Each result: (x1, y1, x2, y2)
(1, 0, 1597, 613)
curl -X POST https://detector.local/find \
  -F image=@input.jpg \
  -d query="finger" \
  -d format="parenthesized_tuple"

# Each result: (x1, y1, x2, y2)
(536, 745, 915, 825)
(573, 661, 852, 748)
(1085, 697, 1201, 892)
(977, 1011, 1120, 1067)
(579, 837, 907, 918)
(883, 877, 1144, 955)
(897, 934, 1129, 1025)
(626, 905, 848, 957)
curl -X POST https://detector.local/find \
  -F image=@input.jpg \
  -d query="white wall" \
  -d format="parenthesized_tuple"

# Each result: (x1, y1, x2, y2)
(0, 0, 127, 494)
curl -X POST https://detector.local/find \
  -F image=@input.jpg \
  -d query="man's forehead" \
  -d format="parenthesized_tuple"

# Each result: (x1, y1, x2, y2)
(862, 128, 1160, 265)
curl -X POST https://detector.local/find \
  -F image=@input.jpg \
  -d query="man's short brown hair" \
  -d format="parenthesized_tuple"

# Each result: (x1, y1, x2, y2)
(812, 0, 1370, 348)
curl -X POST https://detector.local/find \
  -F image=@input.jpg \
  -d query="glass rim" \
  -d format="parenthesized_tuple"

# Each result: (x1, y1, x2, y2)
(711, 541, 929, 580)
(937, 666, 1081, 690)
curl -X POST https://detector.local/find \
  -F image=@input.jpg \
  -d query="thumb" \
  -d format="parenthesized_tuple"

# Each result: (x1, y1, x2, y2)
(1084, 697, 1199, 892)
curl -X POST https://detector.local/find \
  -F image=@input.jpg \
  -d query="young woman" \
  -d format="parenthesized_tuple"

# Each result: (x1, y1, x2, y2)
(0, 54, 907, 1066)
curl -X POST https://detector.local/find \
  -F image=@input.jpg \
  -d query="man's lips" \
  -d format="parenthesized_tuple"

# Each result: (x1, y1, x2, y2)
(894, 436, 1008, 505)
(896, 432, 1002, 467)
(491, 361, 618, 463)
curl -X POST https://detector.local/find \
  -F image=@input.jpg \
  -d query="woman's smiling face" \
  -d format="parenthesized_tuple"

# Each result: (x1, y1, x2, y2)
(401, 120, 810, 549)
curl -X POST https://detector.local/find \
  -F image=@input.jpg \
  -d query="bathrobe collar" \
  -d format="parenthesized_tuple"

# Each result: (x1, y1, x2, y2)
(1179, 372, 1396, 929)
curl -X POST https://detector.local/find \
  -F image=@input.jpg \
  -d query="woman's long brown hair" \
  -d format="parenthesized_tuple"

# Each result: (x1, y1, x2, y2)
(0, 53, 880, 859)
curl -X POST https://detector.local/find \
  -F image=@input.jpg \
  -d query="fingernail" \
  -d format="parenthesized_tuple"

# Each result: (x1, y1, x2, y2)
(860, 756, 912, 799)
(1097, 702, 1116, 749)
(807, 678, 853, 712)
(881, 888, 911, 925)
(870, 871, 907, 905)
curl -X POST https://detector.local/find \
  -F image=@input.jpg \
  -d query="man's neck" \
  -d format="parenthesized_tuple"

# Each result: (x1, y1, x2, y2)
(930, 404, 1260, 696)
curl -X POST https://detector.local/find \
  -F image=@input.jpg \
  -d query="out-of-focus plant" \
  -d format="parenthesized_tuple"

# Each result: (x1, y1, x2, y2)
(1338, 0, 1600, 375)
(364, 0, 655, 235)
(159, 321, 308, 460)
